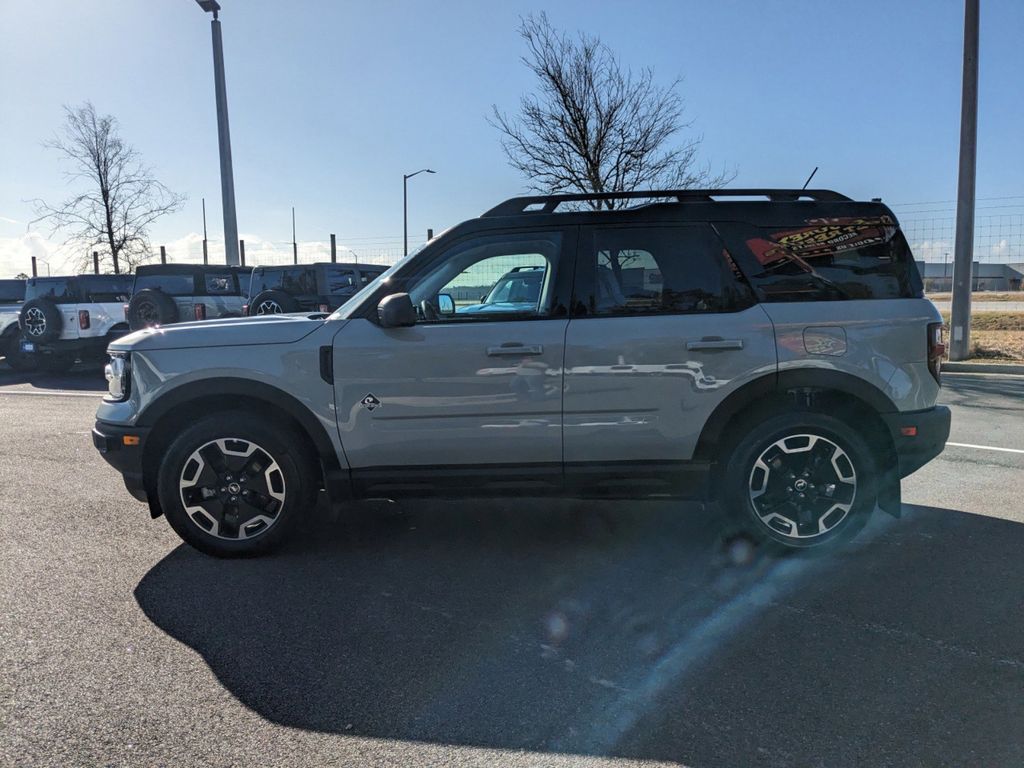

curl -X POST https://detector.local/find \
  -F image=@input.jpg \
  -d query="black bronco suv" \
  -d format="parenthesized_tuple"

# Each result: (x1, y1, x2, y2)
(127, 264, 249, 330)
(245, 262, 388, 315)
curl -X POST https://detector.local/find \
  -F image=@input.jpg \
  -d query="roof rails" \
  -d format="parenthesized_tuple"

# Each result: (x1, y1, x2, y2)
(482, 188, 853, 217)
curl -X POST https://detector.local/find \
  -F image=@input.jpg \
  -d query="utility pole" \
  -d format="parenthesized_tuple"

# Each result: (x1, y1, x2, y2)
(197, 1, 240, 266)
(292, 207, 298, 265)
(949, 0, 979, 361)
(202, 197, 209, 265)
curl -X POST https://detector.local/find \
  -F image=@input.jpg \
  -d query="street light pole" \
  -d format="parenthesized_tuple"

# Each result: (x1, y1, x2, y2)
(403, 168, 436, 256)
(197, 0, 239, 266)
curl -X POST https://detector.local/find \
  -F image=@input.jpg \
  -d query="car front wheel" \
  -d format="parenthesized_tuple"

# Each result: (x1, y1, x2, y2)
(157, 413, 317, 557)
(722, 411, 876, 551)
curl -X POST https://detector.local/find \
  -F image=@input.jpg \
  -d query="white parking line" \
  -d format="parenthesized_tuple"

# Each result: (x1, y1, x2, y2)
(0, 389, 101, 398)
(947, 441, 1024, 455)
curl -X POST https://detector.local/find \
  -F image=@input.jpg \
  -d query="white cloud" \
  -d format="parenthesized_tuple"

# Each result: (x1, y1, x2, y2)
(908, 239, 953, 262)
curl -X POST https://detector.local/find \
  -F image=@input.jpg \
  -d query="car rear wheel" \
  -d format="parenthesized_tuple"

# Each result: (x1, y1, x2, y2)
(157, 413, 317, 557)
(249, 289, 299, 316)
(721, 411, 876, 551)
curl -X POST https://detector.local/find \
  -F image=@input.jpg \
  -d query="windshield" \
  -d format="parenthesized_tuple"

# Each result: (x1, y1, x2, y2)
(483, 272, 543, 304)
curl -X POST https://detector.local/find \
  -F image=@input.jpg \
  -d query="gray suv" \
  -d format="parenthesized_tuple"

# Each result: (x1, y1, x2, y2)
(93, 189, 950, 557)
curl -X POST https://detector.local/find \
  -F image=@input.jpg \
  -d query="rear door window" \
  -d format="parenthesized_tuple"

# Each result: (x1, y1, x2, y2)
(572, 225, 751, 316)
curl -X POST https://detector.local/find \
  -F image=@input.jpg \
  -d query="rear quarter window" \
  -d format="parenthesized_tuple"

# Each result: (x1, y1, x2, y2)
(736, 217, 923, 301)
(26, 279, 75, 303)
(0, 280, 25, 302)
(135, 274, 195, 295)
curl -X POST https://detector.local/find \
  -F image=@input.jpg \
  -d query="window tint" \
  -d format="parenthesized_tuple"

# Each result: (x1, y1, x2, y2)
(358, 268, 385, 286)
(81, 276, 133, 303)
(136, 274, 194, 295)
(742, 219, 923, 300)
(323, 266, 358, 295)
(27, 279, 75, 303)
(204, 272, 236, 295)
(251, 268, 316, 296)
(574, 226, 745, 316)
(0, 280, 24, 302)
(404, 232, 562, 322)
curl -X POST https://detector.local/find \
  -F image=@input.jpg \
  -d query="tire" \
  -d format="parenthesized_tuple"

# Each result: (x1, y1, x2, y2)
(720, 411, 876, 552)
(4, 334, 37, 372)
(249, 290, 299, 316)
(19, 298, 62, 343)
(128, 289, 179, 330)
(156, 412, 317, 557)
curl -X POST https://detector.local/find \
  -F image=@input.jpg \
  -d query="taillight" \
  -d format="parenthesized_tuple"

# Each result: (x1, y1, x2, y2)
(123, 303, 130, 315)
(242, 303, 249, 316)
(79, 310, 91, 330)
(927, 322, 944, 384)
(194, 303, 207, 320)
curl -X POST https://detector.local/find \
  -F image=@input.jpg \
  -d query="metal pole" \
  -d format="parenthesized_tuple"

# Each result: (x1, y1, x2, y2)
(239, 239, 245, 267)
(292, 207, 298, 265)
(330, 233, 337, 263)
(403, 175, 408, 257)
(427, 228, 434, 241)
(31, 256, 37, 278)
(202, 197, 209, 265)
(93, 251, 99, 274)
(160, 245, 167, 265)
(949, 0, 979, 361)
(210, 16, 239, 266)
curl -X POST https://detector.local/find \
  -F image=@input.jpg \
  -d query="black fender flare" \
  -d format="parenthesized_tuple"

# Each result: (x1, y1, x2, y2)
(694, 368, 898, 461)
(137, 377, 340, 467)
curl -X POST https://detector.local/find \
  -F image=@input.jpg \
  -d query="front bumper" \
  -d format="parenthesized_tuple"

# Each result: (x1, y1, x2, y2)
(882, 405, 952, 478)
(93, 420, 150, 502)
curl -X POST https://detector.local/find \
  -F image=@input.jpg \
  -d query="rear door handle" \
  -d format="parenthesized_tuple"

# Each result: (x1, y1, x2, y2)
(686, 338, 744, 351)
(487, 343, 544, 356)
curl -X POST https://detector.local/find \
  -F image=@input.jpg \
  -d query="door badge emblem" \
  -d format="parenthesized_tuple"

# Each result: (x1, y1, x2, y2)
(360, 393, 382, 411)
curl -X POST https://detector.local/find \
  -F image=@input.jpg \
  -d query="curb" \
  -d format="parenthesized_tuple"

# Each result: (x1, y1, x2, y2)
(943, 362, 1024, 375)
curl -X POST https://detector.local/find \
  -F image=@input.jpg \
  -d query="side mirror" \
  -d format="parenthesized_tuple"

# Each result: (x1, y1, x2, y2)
(437, 293, 455, 315)
(377, 293, 417, 328)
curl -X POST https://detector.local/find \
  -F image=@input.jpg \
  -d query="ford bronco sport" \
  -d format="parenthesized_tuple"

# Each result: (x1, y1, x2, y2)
(245, 262, 387, 315)
(127, 264, 249, 330)
(20, 274, 133, 372)
(93, 189, 950, 557)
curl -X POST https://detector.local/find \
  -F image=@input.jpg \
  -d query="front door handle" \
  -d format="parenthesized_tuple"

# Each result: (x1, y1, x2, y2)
(686, 338, 744, 351)
(487, 343, 544, 356)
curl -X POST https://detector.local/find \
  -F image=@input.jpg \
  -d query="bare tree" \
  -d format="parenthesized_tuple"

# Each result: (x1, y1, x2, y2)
(32, 103, 185, 273)
(491, 13, 732, 210)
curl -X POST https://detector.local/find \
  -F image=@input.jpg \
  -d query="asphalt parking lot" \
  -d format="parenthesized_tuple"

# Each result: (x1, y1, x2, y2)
(1, 367, 1022, 767)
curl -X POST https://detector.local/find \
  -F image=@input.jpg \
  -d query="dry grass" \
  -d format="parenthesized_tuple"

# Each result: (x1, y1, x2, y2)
(939, 311, 1024, 361)
(927, 291, 1024, 302)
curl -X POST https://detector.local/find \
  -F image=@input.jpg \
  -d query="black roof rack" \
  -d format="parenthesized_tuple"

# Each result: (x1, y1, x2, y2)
(482, 188, 853, 217)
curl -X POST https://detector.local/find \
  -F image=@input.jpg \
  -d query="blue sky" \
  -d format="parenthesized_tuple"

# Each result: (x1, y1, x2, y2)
(1, 0, 1022, 274)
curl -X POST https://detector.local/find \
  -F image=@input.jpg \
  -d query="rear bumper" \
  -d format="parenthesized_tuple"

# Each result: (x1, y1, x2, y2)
(23, 336, 115, 359)
(93, 420, 150, 502)
(882, 405, 952, 478)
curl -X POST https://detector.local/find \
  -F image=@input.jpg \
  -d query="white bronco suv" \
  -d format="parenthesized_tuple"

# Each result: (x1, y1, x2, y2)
(19, 274, 133, 372)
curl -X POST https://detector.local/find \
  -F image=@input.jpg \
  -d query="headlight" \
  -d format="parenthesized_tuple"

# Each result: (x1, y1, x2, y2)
(104, 352, 130, 401)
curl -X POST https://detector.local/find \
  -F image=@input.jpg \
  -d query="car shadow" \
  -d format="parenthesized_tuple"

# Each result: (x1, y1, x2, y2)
(0, 361, 106, 391)
(135, 501, 1024, 765)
